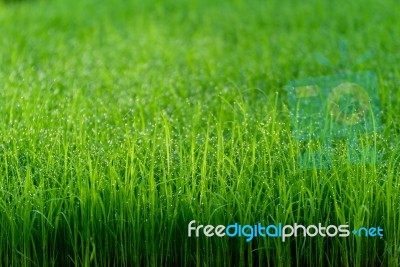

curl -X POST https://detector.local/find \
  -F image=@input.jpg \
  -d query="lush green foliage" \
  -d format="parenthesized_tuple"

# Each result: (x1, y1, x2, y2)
(0, 0, 399, 265)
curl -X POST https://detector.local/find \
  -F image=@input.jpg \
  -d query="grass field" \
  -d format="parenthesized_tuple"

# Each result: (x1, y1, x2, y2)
(0, 0, 399, 266)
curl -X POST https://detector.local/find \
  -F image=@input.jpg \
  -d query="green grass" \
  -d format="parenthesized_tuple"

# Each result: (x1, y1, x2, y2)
(0, 0, 399, 265)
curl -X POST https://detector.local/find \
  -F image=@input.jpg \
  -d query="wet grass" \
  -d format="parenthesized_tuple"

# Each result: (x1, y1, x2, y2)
(0, 0, 399, 265)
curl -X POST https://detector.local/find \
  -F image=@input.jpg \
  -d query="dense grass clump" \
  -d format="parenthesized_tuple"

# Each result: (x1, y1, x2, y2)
(0, 0, 399, 266)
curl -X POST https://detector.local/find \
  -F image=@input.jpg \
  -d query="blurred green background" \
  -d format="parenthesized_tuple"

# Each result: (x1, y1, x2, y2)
(0, 0, 399, 266)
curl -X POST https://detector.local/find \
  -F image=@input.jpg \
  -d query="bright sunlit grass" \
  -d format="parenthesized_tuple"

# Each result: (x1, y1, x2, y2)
(0, 0, 399, 265)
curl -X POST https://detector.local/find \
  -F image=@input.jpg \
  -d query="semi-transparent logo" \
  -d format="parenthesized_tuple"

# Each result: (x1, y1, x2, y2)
(286, 44, 382, 169)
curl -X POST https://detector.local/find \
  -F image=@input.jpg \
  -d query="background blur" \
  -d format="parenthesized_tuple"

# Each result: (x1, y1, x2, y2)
(0, 0, 399, 266)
